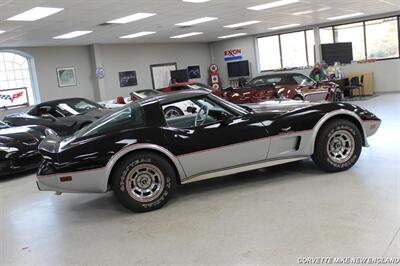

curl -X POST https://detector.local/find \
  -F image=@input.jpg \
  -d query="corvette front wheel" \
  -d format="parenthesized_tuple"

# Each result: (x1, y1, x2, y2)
(312, 119, 362, 172)
(112, 152, 176, 212)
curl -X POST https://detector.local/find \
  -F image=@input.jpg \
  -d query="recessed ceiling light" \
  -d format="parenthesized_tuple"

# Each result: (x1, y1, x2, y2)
(326, 12, 364, 21)
(292, 10, 314, 16)
(248, 0, 299, 11)
(175, 17, 218, 26)
(224, 21, 261, 28)
(0, 30, 5, 34)
(218, 33, 248, 39)
(53, 31, 93, 39)
(269, 23, 300, 30)
(7, 7, 64, 21)
(182, 0, 211, 2)
(120, 31, 156, 39)
(170, 32, 203, 39)
(108, 13, 156, 24)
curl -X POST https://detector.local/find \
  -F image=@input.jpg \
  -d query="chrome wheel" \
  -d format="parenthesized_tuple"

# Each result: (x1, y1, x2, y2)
(165, 108, 182, 119)
(326, 130, 355, 164)
(125, 164, 165, 203)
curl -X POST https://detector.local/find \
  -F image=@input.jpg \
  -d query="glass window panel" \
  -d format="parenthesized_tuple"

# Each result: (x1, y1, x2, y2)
(4, 61, 13, 70)
(16, 80, 25, 87)
(257, 35, 281, 71)
(22, 60, 29, 69)
(334, 22, 365, 61)
(0, 71, 7, 81)
(22, 69, 30, 79)
(320, 27, 334, 44)
(280, 31, 308, 68)
(8, 80, 17, 89)
(6, 71, 15, 80)
(14, 71, 23, 80)
(3, 53, 15, 62)
(306, 29, 315, 65)
(365, 17, 399, 59)
(0, 81, 9, 90)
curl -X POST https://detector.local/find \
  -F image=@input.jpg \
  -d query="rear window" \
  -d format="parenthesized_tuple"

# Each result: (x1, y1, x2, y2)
(74, 102, 144, 138)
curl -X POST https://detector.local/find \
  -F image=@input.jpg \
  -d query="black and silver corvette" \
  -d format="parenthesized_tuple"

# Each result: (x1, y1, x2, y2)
(4, 98, 111, 136)
(36, 90, 381, 212)
(0, 121, 48, 176)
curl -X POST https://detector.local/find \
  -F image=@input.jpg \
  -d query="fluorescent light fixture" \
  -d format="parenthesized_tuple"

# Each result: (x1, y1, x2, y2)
(218, 33, 248, 39)
(183, 0, 211, 2)
(7, 7, 64, 21)
(0, 30, 5, 34)
(269, 23, 300, 30)
(170, 32, 203, 39)
(120, 31, 156, 39)
(248, 0, 299, 11)
(175, 17, 218, 26)
(326, 12, 364, 21)
(108, 13, 156, 24)
(224, 20, 261, 28)
(53, 31, 93, 39)
(292, 10, 314, 15)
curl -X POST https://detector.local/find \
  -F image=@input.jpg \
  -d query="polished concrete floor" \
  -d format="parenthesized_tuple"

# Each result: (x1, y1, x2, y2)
(1, 93, 399, 266)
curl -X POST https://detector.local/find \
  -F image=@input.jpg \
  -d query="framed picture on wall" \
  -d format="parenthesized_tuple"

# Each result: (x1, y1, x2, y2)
(57, 67, 77, 87)
(150, 63, 177, 90)
(187, 65, 201, 79)
(119, 71, 138, 87)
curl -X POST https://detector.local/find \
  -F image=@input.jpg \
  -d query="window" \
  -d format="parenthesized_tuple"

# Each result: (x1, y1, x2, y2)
(0, 51, 36, 105)
(320, 27, 334, 44)
(75, 103, 144, 137)
(292, 74, 316, 86)
(365, 17, 399, 59)
(334, 22, 365, 61)
(280, 31, 308, 68)
(257, 35, 281, 71)
(257, 29, 315, 71)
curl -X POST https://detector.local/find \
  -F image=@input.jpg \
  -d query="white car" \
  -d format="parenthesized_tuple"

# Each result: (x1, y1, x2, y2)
(100, 89, 196, 118)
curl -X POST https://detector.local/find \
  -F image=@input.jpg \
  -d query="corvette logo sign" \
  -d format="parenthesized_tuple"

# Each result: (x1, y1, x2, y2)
(224, 48, 243, 61)
(0, 88, 29, 108)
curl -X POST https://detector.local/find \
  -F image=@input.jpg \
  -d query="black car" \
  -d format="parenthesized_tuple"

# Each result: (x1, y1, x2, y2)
(4, 98, 111, 136)
(0, 121, 48, 176)
(36, 90, 380, 212)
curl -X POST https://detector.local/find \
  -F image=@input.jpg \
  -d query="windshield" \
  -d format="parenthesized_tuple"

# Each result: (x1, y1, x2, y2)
(0, 121, 9, 129)
(186, 83, 210, 90)
(56, 99, 104, 116)
(74, 102, 144, 138)
(293, 74, 316, 86)
(136, 90, 161, 98)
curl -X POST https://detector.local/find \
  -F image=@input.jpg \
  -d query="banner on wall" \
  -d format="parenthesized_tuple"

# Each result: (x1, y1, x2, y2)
(0, 87, 29, 109)
(224, 48, 243, 61)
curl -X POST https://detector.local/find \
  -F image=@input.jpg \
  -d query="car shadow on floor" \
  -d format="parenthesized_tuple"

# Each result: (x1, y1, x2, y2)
(0, 170, 37, 183)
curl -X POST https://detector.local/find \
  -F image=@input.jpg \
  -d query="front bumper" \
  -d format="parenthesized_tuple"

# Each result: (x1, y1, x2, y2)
(0, 153, 42, 176)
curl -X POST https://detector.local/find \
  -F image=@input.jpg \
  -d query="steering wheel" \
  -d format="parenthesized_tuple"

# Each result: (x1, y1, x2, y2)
(195, 104, 210, 127)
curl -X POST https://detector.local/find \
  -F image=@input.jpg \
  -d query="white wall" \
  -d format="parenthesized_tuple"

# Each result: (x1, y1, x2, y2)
(97, 43, 211, 100)
(210, 36, 400, 93)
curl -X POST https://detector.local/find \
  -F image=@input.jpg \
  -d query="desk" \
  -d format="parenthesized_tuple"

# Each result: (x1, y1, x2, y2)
(347, 72, 374, 96)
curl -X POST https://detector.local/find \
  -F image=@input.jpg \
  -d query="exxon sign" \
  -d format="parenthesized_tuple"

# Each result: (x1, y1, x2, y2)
(224, 48, 242, 61)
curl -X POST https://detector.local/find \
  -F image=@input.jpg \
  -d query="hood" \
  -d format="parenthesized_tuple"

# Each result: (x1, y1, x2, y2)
(0, 126, 42, 145)
(79, 108, 113, 120)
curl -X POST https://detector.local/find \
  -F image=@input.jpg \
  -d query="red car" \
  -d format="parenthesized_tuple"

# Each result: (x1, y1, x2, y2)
(223, 73, 341, 104)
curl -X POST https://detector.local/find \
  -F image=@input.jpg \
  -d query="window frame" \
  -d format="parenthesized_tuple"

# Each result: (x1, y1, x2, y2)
(256, 28, 316, 72)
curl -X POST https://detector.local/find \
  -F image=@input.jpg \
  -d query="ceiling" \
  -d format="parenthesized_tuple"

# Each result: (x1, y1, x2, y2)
(0, 0, 400, 47)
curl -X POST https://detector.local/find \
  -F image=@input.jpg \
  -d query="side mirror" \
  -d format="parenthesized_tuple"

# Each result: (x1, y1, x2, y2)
(186, 106, 197, 114)
(42, 114, 56, 122)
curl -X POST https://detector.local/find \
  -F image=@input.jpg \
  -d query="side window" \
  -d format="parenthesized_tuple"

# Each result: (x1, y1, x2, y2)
(292, 75, 315, 86)
(75, 103, 144, 138)
(265, 76, 283, 86)
(250, 77, 266, 87)
(163, 97, 236, 129)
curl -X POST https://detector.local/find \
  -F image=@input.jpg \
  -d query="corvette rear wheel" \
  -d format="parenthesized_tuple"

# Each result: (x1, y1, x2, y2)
(312, 119, 362, 172)
(164, 107, 184, 119)
(112, 152, 176, 212)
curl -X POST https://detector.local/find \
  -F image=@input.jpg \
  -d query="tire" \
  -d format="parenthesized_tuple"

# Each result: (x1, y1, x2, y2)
(312, 119, 362, 172)
(112, 152, 176, 212)
(293, 95, 303, 101)
(164, 106, 184, 119)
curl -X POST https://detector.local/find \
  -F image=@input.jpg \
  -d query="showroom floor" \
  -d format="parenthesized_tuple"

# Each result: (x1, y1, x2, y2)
(0, 93, 399, 266)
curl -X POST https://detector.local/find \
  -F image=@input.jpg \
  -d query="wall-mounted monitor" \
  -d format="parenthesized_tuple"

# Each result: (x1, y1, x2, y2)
(227, 60, 250, 78)
(171, 69, 189, 83)
(321, 42, 353, 65)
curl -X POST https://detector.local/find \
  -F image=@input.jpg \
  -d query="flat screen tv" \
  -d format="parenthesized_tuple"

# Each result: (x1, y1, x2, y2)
(171, 69, 189, 83)
(321, 43, 353, 65)
(227, 60, 250, 78)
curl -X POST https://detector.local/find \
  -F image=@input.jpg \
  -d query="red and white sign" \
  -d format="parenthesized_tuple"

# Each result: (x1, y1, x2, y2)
(224, 48, 243, 61)
(0, 88, 29, 109)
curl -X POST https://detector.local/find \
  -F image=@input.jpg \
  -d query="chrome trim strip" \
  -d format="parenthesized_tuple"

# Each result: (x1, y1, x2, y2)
(182, 156, 307, 184)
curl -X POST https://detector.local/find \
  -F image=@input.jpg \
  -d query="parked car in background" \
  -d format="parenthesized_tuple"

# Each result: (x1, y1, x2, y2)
(4, 98, 111, 136)
(158, 82, 213, 93)
(36, 90, 380, 212)
(222, 73, 341, 104)
(101, 89, 197, 118)
(0, 121, 48, 176)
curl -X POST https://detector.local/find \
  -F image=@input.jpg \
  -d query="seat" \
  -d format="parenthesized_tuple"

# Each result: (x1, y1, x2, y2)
(116, 96, 126, 104)
(342, 77, 362, 100)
